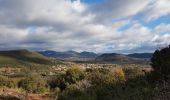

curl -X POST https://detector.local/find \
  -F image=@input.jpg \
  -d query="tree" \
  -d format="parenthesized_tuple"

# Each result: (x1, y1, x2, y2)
(151, 45, 170, 78)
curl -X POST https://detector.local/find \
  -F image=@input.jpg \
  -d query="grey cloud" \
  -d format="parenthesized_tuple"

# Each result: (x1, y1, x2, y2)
(0, 0, 170, 53)
(87, 0, 150, 23)
(144, 0, 170, 21)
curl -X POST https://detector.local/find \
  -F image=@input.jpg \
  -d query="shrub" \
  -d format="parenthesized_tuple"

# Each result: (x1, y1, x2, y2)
(57, 67, 157, 100)
(48, 66, 85, 91)
(109, 67, 125, 82)
(151, 45, 170, 78)
(153, 80, 170, 100)
(87, 68, 110, 86)
(123, 66, 144, 79)
(0, 75, 16, 88)
(58, 80, 95, 100)
(51, 87, 61, 99)
(88, 67, 125, 86)
(65, 66, 85, 84)
(18, 74, 48, 93)
(47, 74, 67, 91)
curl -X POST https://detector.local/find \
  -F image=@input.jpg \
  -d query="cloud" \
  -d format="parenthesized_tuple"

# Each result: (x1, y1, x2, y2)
(144, 0, 170, 21)
(0, 0, 170, 53)
(88, 0, 150, 22)
(154, 23, 170, 34)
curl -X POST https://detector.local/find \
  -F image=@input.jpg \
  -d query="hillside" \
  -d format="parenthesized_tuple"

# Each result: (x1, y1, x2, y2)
(38, 50, 98, 61)
(0, 50, 52, 66)
(128, 53, 153, 59)
(95, 53, 149, 64)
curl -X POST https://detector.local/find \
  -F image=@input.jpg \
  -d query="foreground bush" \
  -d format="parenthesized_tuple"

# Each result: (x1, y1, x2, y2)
(0, 75, 16, 88)
(18, 74, 48, 93)
(88, 67, 125, 86)
(58, 80, 95, 100)
(58, 67, 127, 100)
(153, 80, 170, 100)
(47, 73, 66, 90)
(65, 66, 85, 84)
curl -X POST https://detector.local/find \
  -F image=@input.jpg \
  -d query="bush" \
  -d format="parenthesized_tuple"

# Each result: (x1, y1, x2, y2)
(57, 67, 158, 100)
(65, 66, 85, 84)
(0, 75, 16, 88)
(153, 80, 170, 100)
(18, 74, 48, 93)
(47, 73, 66, 90)
(88, 67, 125, 86)
(58, 80, 95, 100)
(51, 87, 61, 99)
(48, 66, 85, 91)
(109, 67, 125, 82)
(151, 45, 170, 78)
(123, 66, 144, 79)
(87, 68, 110, 86)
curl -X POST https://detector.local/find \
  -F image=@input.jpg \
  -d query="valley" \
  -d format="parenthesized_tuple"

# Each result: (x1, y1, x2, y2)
(0, 0, 170, 100)
(0, 49, 155, 100)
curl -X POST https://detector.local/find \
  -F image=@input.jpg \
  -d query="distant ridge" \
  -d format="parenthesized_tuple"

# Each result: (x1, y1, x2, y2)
(38, 50, 153, 64)
(38, 50, 98, 61)
(127, 53, 153, 59)
(95, 53, 127, 62)
(95, 53, 150, 64)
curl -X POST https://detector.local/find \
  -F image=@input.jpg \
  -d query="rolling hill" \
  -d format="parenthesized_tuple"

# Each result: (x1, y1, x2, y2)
(0, 50, 52, 66)
(127, 53, 153, 59)
(95, 53, 150, 64)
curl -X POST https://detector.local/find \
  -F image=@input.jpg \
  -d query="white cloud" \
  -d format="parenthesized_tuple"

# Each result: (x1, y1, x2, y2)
(0, 0, 170, 53)
(0, 25, 28, 44)
(144, 0, 170, 21)
(151, 23, 170, 47)
(89, 0, 150, 21)
(154, 23, 170, 34)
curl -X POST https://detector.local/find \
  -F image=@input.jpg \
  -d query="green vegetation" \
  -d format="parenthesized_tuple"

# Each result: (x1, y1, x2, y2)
(18, 74, 49, 93)
(0, 50, 51, 65)
(65, 66, 85, 84)
(0, 46, 170, 100)
(0, 63, 169, 100)
(0, 50, 70, 76)
(0, 75, 16, 88)
(57, 66, 151, 100)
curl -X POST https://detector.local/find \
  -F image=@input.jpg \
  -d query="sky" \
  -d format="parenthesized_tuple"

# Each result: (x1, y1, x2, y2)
(0, 0, 170, 53)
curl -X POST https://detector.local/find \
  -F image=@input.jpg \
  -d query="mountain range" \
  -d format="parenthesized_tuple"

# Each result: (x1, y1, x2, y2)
(95, 53, 152, 64)
(38, 50, 153, 63)
(0, 49, 154, 65)
(38, 50, 98, 61)
(127, 53, 153, 59)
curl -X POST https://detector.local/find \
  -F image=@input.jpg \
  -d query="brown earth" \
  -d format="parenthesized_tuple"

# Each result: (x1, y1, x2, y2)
(0, 88, 52, 100)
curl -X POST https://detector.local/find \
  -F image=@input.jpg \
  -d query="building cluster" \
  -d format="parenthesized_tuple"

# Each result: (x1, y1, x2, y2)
(51, 63, 124, 72)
